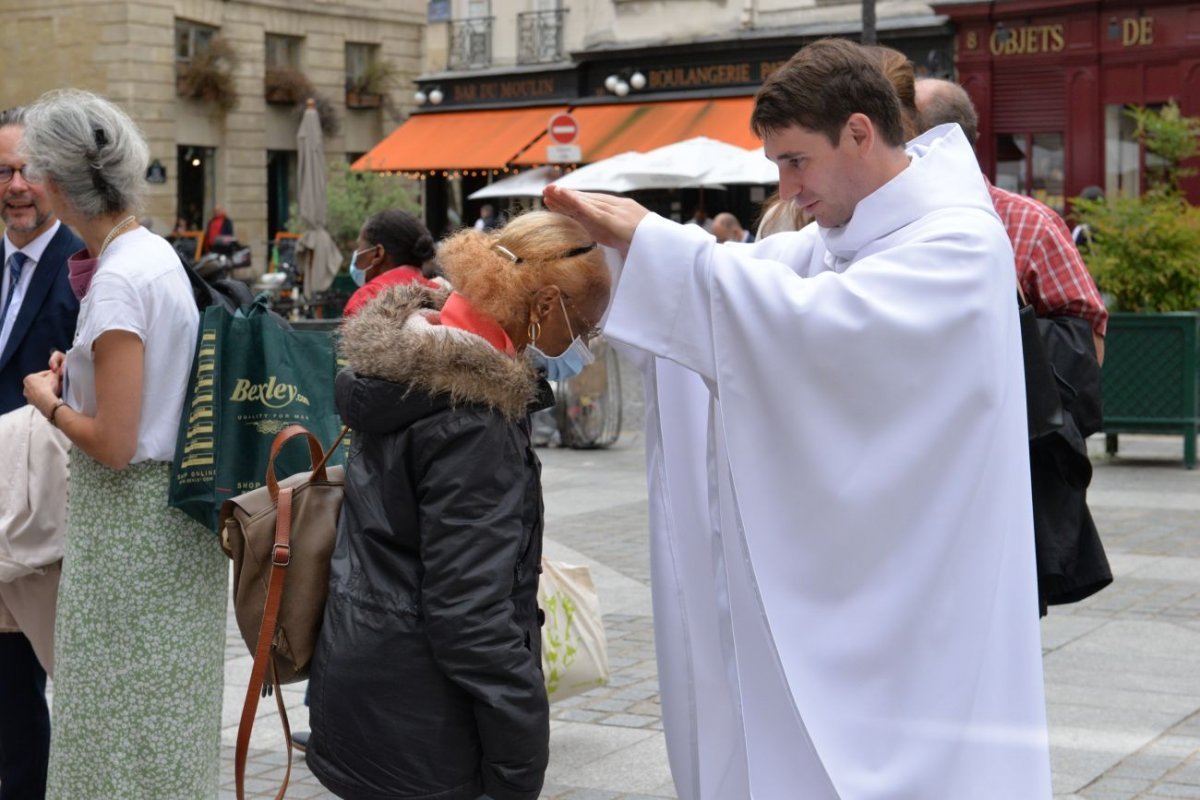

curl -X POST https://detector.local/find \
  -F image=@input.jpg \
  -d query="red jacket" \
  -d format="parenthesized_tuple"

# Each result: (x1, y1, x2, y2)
(342, 267, 438, 317)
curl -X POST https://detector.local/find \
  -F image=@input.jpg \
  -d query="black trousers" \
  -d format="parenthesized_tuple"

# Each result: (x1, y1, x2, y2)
(0, 632, 49, 800)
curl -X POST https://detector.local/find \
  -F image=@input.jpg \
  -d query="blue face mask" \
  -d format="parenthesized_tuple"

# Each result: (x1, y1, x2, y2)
(349, 246, 374, 287)
(526, 295, 595, 381)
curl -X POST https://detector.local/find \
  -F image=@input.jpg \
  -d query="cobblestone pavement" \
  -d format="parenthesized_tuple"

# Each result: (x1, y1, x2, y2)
(217, 422, 1199, 799)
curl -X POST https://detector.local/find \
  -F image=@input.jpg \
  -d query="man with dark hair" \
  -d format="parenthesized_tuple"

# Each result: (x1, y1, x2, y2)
(915, 77, 1107, 361)
(546, 38, 1051, 799)
(0, 106, 81, 800)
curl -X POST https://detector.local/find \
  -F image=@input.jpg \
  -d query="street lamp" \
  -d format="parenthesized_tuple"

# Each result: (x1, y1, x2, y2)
(605, 70, 644, 97)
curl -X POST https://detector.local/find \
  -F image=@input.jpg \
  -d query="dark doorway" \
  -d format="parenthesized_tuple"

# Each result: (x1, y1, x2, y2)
(177, 145, 215, 229)
(267, 150, 298, 243)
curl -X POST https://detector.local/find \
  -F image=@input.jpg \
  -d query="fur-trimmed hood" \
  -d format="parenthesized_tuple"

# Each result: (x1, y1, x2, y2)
(336, 283, 542, 430)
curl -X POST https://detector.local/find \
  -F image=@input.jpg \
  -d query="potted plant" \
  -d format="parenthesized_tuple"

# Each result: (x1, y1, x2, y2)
(346, 58, 399, 109)
(1073, 100, 1200, 467)
(264, 65, 314, 106)
(177, 37, 240, 112)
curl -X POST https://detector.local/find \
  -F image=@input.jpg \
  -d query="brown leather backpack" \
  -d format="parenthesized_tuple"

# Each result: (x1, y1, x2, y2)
(218, 424, 347, 800)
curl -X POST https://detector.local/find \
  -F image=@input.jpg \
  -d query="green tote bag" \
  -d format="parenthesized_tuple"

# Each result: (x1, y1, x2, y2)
(169, 301, 346, 532)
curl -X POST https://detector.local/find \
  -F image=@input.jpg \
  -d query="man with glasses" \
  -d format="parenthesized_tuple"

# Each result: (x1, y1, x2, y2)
(0, 106, 82, 800)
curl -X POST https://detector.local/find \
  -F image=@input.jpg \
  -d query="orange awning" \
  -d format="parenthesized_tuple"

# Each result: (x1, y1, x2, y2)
(352, 106, 567, 172)
(513, 97, 760, 166)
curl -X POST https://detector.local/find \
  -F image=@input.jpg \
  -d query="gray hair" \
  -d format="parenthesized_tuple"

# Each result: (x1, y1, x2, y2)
(21, 89, 149, 218)
(0, 106, 26, 129)
(915, 78, 979, 148)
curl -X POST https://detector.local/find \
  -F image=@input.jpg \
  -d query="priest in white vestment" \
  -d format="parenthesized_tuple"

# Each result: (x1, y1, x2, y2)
(545, 39, 1051, 800)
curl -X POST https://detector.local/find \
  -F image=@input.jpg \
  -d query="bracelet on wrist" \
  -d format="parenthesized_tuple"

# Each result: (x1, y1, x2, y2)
(47, 400, 65, 427)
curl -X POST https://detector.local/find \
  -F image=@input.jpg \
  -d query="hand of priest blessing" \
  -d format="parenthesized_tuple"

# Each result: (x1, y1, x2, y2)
(543, 185, 649, 255)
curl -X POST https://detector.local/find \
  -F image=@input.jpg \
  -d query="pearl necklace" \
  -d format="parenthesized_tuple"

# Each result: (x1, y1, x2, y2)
(97, 215, 138, 257)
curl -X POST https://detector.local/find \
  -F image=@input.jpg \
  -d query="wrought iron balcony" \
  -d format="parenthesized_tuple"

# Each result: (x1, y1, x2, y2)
(517, 8, 568, 65)
(449, 17, 494, 70)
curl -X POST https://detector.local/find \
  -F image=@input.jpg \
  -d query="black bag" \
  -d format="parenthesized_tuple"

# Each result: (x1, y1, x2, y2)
(180, 256, 287, 325)
(1019, 294, 1063, 441)
(1020, 303, 1111, 614)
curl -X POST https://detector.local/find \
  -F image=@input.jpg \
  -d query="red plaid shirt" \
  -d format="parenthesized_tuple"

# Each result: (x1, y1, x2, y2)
(988, 182, 1108, 336)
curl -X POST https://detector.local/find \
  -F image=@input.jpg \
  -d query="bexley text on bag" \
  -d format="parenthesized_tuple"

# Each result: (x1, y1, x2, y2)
(230, 376, 310, 408)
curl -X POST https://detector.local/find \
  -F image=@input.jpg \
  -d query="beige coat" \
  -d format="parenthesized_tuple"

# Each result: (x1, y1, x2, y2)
(0, 405, 69, 582)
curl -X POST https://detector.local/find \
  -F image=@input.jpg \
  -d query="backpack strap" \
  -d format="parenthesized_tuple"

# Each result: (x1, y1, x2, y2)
(235, 485, 295, 800)
(313, 425, 350, 474)
(232, 424, 346, 799)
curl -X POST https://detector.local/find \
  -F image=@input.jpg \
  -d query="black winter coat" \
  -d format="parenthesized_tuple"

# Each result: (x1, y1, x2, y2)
(306, 285, 552, 800)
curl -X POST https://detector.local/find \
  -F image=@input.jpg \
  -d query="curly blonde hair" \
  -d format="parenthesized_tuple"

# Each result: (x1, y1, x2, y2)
(438, 210, 611, 332)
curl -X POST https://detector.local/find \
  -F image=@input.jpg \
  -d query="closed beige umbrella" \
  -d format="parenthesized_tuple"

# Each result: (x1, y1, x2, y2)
(296, 99, 342, 297)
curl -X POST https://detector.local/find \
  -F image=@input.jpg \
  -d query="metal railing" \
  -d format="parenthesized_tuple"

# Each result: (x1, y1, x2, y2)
(449, 17, 494, 70)
(517, 8, 568, 65)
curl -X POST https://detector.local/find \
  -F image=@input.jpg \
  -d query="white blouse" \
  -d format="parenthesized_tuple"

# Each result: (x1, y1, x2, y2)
(65, 227, 198, 463)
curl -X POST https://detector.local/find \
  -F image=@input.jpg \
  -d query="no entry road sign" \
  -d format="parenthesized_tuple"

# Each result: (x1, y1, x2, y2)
(547, 112, 579, 145)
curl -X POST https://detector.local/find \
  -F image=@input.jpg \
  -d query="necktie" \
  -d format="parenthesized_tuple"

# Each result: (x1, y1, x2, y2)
(1, 251, 28, 323)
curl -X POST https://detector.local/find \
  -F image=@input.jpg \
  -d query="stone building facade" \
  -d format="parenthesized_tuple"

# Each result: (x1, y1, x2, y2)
(374, 0, 948, 233)
(0, 0, 425, 271)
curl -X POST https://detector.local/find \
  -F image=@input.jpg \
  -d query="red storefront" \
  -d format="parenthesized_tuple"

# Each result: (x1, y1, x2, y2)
(933, 0, 1200, 212)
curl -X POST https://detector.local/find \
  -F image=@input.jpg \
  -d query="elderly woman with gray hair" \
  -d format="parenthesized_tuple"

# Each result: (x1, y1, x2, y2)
(20, 89, 226, 798)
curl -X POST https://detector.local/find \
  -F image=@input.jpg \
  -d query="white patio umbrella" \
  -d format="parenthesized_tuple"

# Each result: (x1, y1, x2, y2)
(623, 136, 756, 188)
(468, 166, 561, 199)
(295, 99, 342, 297)
(550, 138, 760, 194)
(700, 147, 779, 186)
(550, 152, 647, 193)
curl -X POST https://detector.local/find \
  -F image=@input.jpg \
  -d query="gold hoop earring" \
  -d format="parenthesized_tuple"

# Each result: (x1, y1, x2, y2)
(527, 320, 541, 344)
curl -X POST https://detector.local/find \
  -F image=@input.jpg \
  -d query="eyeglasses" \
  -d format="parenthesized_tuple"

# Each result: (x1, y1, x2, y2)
(0, 165, 38, 185)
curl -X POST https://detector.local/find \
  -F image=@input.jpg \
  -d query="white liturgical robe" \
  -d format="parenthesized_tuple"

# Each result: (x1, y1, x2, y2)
(607, 125, 1052, 800)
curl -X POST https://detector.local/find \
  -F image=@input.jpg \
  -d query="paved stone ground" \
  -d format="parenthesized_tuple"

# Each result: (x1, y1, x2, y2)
(217, 356, 1199, 798)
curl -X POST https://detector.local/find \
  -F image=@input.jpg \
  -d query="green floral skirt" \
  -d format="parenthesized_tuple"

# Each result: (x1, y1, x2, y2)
(47, 453, 228, 800)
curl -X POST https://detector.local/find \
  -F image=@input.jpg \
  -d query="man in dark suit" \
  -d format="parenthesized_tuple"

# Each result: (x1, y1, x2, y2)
(0, 106, 81, 800)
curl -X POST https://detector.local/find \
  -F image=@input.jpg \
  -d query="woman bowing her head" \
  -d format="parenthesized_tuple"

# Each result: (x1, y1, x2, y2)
(306, 211, 610, 800)
(19, 89, 227, 798)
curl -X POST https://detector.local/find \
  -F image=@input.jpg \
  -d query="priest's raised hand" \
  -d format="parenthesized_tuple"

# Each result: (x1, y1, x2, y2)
(542, 184, 648, 255)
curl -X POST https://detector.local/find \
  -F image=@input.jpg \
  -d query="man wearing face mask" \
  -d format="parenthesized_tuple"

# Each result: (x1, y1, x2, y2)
(342, 208, 439, 318)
